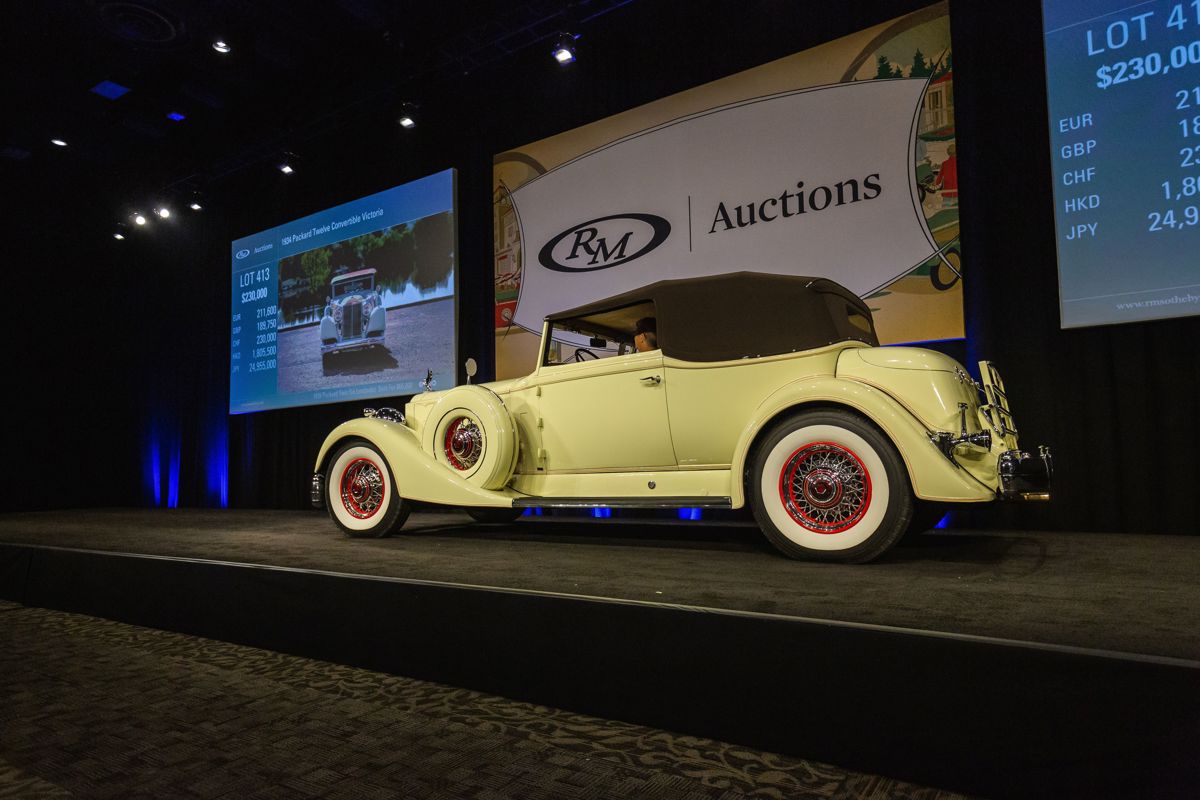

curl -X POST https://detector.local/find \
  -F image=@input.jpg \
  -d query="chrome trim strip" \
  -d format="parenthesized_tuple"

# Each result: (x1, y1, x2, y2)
(513, 496, 733, 509)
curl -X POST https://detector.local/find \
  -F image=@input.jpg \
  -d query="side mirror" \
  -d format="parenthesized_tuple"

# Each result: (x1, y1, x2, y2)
(464, 357, 478, 384)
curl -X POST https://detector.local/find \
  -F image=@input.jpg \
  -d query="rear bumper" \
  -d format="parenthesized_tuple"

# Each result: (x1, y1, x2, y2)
(998, 446, 1052, 501)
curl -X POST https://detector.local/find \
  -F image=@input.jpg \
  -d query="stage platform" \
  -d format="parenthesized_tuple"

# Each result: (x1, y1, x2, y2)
(1, 509, 1197, 798)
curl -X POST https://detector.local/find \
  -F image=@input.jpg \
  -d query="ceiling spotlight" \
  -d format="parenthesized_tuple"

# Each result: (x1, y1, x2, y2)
(277, 151, 298, 174)
(190, 201, 202, 211)
(212, 39, 232, 54)
(397, 102, 418, 129)
(155, 206, 171, 219)
(50, 138, 68, 147)
(133, 213, 147, 225)
(552, 33, 577, 64)
(113, 232, 125, 240)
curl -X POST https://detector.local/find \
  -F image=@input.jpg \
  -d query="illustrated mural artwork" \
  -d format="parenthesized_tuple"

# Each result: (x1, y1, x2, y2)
(493, 3, 961, 378)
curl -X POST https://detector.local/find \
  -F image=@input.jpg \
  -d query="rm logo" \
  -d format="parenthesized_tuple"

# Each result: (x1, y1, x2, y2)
(538, 213, 671, 273)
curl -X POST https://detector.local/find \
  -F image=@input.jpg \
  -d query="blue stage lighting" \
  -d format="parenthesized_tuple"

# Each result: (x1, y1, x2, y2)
(206, 426, 229, 508)
(167, 443, 181, 509)
(145, 436, 162, 506)
(166, 111, 186, 121)
(91, 80, 131, 100)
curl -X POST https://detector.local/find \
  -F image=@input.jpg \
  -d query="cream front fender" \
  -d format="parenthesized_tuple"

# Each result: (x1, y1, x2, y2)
(314, 418, 517, 508)
(728, 377, 997, 507)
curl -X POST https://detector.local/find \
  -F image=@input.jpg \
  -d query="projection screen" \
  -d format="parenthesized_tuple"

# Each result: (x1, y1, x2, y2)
(229, 169, 457, 414)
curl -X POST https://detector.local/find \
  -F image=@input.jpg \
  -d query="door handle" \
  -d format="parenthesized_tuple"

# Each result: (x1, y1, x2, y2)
(640, 375, 662, 384)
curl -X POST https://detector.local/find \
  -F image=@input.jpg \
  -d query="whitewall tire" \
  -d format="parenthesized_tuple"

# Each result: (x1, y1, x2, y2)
(325, 441, 411, 538)
(750, 409, 912, 563)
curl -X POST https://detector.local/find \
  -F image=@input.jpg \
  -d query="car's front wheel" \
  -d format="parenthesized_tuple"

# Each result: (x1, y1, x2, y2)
(325, 441, 411, 538)
(749, 409, 912, 563)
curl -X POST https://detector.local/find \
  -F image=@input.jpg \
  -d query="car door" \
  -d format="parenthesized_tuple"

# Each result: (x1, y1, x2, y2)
(533, 349, 677, 472)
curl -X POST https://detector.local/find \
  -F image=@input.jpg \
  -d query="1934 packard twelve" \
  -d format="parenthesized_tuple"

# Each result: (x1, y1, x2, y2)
(312, 273, 1051, 563)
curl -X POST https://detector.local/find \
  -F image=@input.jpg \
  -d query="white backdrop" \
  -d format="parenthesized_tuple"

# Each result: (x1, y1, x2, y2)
(507, 78, 936, 333)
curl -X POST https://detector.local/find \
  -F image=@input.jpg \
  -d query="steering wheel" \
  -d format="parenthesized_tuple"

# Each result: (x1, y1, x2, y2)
(573, 348, 599, 362)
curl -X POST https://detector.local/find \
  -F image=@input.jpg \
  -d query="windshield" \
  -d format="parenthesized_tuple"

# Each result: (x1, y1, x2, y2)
(332, 277, 374, 298)
(543, 301, 656, 365)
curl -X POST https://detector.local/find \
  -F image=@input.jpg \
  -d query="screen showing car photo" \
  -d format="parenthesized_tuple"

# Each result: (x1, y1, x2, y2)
(229, 169, 457, 414)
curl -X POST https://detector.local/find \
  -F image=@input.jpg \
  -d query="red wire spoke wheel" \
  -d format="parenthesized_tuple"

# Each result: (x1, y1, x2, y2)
(339, 457, 385, 519)
(778, 442, 871, 533)
(443, 416, 483, 470)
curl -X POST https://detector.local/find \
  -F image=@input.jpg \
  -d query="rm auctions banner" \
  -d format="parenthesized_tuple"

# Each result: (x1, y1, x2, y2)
(494, 3, 962, 377)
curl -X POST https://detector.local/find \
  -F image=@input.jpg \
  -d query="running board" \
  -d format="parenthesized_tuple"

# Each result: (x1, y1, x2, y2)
(512, 497, 732, 510)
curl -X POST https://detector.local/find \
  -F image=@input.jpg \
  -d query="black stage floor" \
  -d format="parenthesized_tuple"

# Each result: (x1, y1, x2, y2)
(0, 508, 1195, 661)
(2, 509, 1198, 798)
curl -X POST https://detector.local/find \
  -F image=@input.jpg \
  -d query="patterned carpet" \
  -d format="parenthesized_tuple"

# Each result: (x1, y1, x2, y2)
(0, 600, 966, 799)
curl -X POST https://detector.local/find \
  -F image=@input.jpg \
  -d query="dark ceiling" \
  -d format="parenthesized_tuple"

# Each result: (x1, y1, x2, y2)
(2, 0, 635, 225)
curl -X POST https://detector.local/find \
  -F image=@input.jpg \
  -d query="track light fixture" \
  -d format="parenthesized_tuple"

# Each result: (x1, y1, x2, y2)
(155, 206, 171, 219)
(50, 138, 68, 147)
(212, 39, 232, 54)
(133, 212, 147, 226)
(552, 32, 578, 64)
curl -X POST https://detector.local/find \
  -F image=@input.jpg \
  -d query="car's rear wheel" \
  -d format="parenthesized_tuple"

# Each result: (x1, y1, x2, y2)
(465, 507, 524, 524)
(325, 441, 411, 538)
(750, 409, 912, 563)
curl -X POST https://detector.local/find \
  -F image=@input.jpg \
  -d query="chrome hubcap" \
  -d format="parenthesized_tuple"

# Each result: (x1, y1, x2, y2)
(444, 417, 483, 470)
(341, 458, 384, 519)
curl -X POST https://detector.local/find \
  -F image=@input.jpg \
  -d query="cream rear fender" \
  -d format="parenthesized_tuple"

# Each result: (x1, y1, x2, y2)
(314, 418, 518, 508)
(728, 376, 996, 507)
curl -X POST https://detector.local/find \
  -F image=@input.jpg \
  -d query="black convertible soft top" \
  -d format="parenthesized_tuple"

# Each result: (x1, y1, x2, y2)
(547, 272, 878, 362)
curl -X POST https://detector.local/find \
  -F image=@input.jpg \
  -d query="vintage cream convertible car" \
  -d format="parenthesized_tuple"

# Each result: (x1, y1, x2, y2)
(319, 268, 387, 368)
(312, 273, 1051, 562)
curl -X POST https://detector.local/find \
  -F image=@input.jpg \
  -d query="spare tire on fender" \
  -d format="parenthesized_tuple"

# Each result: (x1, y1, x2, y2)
(422, 386, 518, 490)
